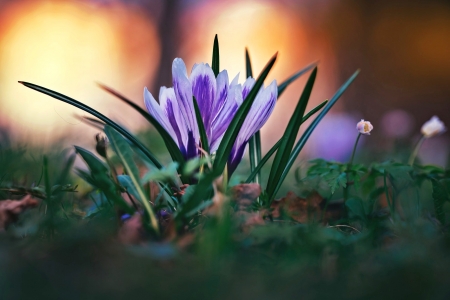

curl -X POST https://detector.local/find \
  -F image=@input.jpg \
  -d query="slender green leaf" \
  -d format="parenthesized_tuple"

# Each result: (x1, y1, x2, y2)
(269, 70, 360, 200)
(245, 100, 327, 183)
(105, 126, 159, 233)
(18, 81, 162, 169)
(212, 34, 219, 77)
(278, 61, 317, 97)
(213, 53, 278, 175)
(192, 96, 210, 154)
(267, 68, 317, 197)
(246, 48, 262, 184)
(97, 83, 185, 166)
(246, 139, 281, 184)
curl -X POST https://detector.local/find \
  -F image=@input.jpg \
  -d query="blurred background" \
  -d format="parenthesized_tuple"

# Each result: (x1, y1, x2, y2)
(0, 0, 449, 166)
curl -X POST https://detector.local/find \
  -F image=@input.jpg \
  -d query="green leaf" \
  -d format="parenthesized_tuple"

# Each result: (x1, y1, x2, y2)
(97, 83, 185, 166)
(74, 146, 108, 174)
(246, 49, 261, 184)
(212, 34, 220, 77)
(345, 197, 366, 220)
(75, 147, 133, 214)
(278, 61, 317, 97)
(182, 157, 211, 177)
(193, 96, 210, 154)
(432, 179, 448, 225)
(19, 81, 163, 169)
(175, 172, 216, 221)
(141, 162, 179, 184)
(245, 100, 327, 184)
(213, 53, 278, 176)
(117, 175, 140, 202)
(269, 70, 360, 200)
(267, 67, 317, 198)
(246, 138, 281, 184)
(105, 126, 159, 233)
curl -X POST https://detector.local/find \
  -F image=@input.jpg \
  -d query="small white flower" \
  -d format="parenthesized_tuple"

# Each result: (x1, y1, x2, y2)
(356, 119, 373, 135)
(421, 116, 446, 138)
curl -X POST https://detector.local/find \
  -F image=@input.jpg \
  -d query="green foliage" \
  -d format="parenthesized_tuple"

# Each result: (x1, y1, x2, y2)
(267, 67, 317, 199)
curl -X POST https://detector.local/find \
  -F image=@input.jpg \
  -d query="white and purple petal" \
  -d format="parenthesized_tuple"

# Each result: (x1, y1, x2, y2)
(190, 63, 217, 138)
(172, 58, 198, 140)
(210, 83, 243, 152)
(242, 77, 255, 99)
(211, 70, 229, 124)
(159, 86, 189, 156)
(144, 87, 179, 147)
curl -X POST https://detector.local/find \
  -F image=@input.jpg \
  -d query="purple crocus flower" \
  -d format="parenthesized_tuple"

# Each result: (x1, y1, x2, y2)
(144, 58, 277, 175)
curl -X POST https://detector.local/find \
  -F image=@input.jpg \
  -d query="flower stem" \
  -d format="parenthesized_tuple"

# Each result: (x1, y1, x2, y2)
(344, 133, 362, 206)
(348, 133, 362, 170)
(408, 135, 426, 166)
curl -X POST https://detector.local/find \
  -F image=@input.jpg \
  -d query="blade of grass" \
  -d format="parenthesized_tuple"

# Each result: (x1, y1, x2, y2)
(193, 96, 210, 155)
(97, 83, 185, 166)
(19, 81, 163, 169)
(213, 53, 278, 175)
(212, 34, 219, 77)
(277, 61, 317, 98)
(105, 126, 159, 233)
(245, 99, 327, 183)
(269, 70, 360, 200)
(266, 68, 317, 197)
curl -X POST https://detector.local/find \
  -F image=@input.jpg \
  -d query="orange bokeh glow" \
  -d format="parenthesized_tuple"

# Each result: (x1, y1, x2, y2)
(0, 1, 160, 144)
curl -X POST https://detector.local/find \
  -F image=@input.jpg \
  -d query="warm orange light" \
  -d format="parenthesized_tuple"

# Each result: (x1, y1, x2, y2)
(0, 1, 160, 144)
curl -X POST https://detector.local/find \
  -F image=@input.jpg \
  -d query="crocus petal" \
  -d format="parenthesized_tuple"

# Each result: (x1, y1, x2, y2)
(190, 63, 217, 138)
(210, 83, 243, 152)
(230, 73, 240, 86)
(211, 70, 229, 123)
(227, 142, 247, 176)
(172, 58, 198, 141)
(242, 77, 256, 99)
(159, 86, 189, 155)
(144, 87, 179, 147)
(238, 80, 277, 144)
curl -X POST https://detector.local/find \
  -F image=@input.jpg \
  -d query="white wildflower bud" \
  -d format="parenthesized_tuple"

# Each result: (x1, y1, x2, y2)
(421, 116, 446, 138)
(356, 119, 373, 135)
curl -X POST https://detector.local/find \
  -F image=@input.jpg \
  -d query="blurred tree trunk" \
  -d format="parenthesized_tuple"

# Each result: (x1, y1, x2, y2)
(151, 0, 181, 93)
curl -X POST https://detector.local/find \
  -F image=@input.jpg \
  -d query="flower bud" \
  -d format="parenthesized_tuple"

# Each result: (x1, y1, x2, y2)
(421, 116, 446, 138)
(95, 133, 108, 158)
(356, 119, 373, 135)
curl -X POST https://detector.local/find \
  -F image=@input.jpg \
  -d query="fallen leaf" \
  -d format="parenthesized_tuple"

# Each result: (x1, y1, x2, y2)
(0, 195, 38, 230)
